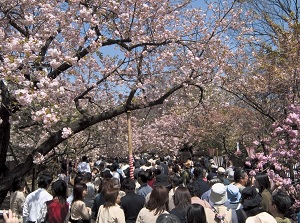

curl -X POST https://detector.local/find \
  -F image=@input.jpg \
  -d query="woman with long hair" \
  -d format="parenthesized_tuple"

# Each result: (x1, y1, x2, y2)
(96, 188, 125, 223)
(10, 177, 26, 220)
(70, 183, 91, 223)
(37, 180, 69, 223)
(186, 204, 206, 223)
(170, 186, 191, 223)
(92, 177, 116, 219)
(254, 172, 272, 212)
(136, 185, 169, 223)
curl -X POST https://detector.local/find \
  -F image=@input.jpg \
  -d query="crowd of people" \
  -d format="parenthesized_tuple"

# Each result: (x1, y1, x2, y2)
(1, 154, 296, 223)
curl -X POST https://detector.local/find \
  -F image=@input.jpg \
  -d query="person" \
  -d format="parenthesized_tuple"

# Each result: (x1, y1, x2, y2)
(92, 178, 114, 219)
(111, 177, 126, 198)
(96, 187, 125, 223)
(186, 204, 206, 223)
(83, 172, 96, 209)
(204, 182, 238, 223)
(170, 186, 191, 223)
(136, 185, 169, 223)
(67, 173, 85, 205)
(245, 212, 277, 223)
(10, 177, 26, 220)
(136, 169, 153, 198)
(57, 160, 69, 184)
(159, 157, 169, 175)
(236, 186, 276, 223)
(23, 173, 53, 223)
(120, 179, 145, 223)
(217, 167, 230, 185)
(187, 183, 211, 209)
(109, 164, 121, 182)
(270, 190, 292, 223)
(187, 167, 210, 198)
(37, 180, 69, 223)
(254, 172, 272, 212)
(207, 164, 217, 181)
(91, 166, 101, 192)
(168, 174, 184, 210)
(227, 170, 235, 184)
(181, 163, 191, 186)
(225, 160, 234, 174)
(3, 209, 19, 223)
(225, 184, 242, 210)
(234, 168, 249, 193)
(134, 161, 141, 179)
(77, 156, 91, 173)
(70, 183, 91, 223)
(201, 177, 222, 205)
(156, 213, 181, 223)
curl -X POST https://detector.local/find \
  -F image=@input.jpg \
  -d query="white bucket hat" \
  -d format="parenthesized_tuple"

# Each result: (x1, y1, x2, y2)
(209, 183, 227, 205)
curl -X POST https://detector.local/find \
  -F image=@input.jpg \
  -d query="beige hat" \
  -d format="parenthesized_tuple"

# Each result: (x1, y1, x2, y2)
(245, 212, 277, 223)
(209, 183, 227, 205)
(217, 167, 225, 174)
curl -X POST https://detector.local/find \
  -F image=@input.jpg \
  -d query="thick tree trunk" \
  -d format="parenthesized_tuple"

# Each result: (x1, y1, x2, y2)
(0, 80, 11, 207)
(0, 81, 11, 177)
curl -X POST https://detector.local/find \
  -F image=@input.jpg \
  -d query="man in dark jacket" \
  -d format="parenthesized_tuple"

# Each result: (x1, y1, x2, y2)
(188, 167, 210, 198)
(120, 178, 145, 223)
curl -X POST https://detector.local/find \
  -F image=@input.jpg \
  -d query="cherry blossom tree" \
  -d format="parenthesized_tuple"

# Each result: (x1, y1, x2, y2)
(221, 0, 300, 210)
(0, 0, 245, 204)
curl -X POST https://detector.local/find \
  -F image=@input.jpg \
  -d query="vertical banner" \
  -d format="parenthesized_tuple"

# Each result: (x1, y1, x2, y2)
(127, 111, 134, 180)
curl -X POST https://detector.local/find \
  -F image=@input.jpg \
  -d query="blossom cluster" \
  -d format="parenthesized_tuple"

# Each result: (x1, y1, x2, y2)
(245, 104, 300, 207)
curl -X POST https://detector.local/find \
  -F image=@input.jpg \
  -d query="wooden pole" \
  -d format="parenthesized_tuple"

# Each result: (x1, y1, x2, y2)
(127, 111, 134, 180)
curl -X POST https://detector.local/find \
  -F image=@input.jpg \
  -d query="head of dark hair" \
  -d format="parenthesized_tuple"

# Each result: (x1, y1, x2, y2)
(255, 172, 271, 193)
(100, 178, 114, 193)
(38, 173, 53, 189)
(186, 203, 206, 223)
(73, 182, 87, 201)
(272, 190, 292, 214)
(154, 168, 162, 176)
(169, 174, 183, 188)
(193, 167, 203, 179)
(156, 213, 181, 223)
(122, 178, 136, 191)
(83, 172, 92, 182)
(103, 188, 119, 208)
(110, 164, 118, 172)
(156, 160, 161, 165)
(12, 177, 26, 192)
(187, 183, 200, 197)
(234, 168, 247, 183)
(134, 161, 141, 168)
(173, 186, 191, 212)
(146, 185, 169, 215)
(102, 169, 113, 179)
(74, 173, 85, 185)
(82, 156, 88, 161)
(138, 169, 151, 183)
(51, 180, 67, 202)
(173, 164, 181, 174)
